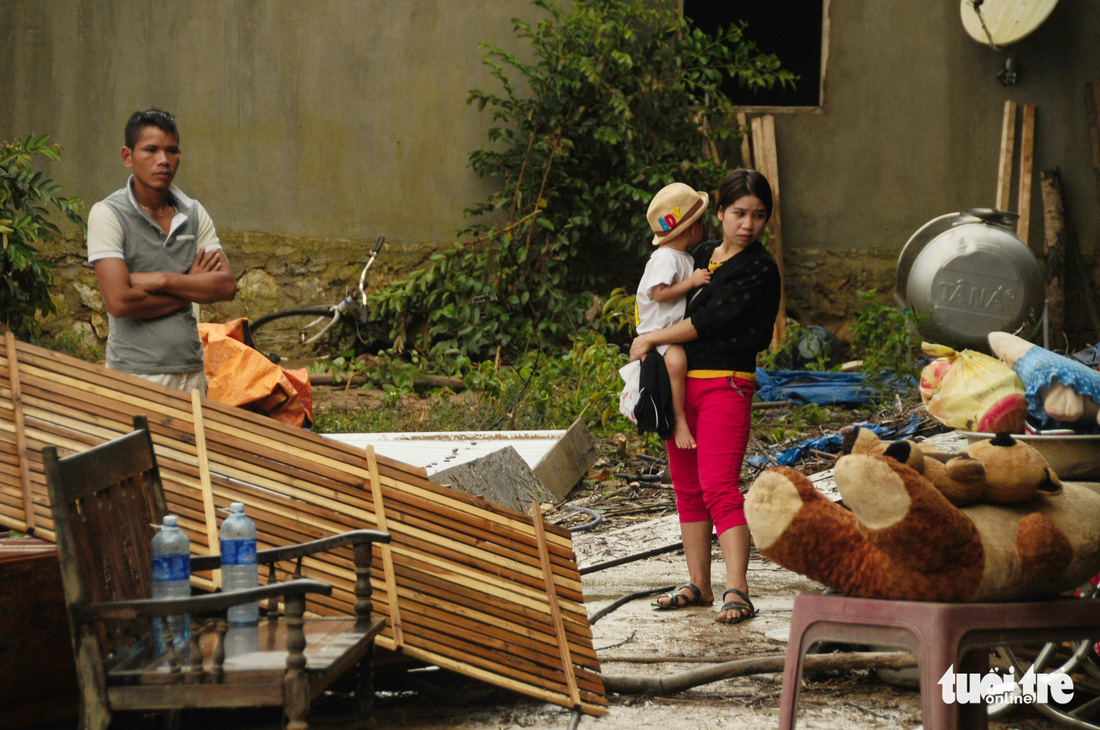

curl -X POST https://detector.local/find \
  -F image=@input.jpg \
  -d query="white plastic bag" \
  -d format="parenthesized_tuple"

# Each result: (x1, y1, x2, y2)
(618, 360, 641, 423)
(920, 343, 1026, 432)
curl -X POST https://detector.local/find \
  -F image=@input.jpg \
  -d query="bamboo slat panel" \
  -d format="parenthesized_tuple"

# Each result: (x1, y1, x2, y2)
(0, 341, 606, 715)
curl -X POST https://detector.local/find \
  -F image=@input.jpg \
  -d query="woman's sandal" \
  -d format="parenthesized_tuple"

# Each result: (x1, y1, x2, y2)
(717, 588, 757, 624)
(653, 582, 709, 610)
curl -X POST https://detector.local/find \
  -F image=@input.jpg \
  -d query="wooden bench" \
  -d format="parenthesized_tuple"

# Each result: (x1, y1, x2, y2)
(43, 415, 390, 730)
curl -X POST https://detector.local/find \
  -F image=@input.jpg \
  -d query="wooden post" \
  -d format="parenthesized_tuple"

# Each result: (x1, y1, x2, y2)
(995, 100, 1017, 211)
(1040, 168, 1066, 342)
(190, 390, 220, 587)
(751, 115, 787, 348)
(737, 112, 753, 169)
(1016, 103, 1036, 243)
(365, 445, 403, 649)
(1087, 79, 1100, 196)
(4, 334, 34, 534)
(531, 500, 580, 710)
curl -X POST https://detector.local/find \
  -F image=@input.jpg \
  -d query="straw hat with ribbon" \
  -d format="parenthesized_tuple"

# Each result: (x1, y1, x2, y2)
(646, 183, 709, 246)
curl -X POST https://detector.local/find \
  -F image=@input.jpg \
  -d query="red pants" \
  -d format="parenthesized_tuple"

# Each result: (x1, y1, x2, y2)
(666, 375, 755, 536)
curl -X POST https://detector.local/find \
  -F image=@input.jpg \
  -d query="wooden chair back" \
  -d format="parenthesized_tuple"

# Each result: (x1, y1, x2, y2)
(43, 416, 167, 665)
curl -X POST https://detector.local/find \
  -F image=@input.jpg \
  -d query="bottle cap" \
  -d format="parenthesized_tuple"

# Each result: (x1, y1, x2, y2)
(164, 515, 178, 527)
(230, 502, 245, 513)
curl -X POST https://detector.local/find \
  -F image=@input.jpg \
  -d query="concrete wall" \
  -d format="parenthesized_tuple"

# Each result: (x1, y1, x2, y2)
(3, 0, 1099, 348)
(0, 0, 525, 244)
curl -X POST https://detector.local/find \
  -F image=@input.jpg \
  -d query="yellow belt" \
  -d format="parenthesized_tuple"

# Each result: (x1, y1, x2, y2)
(687, 369, 756, 382)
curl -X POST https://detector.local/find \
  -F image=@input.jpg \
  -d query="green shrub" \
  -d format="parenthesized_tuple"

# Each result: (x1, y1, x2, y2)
(311, 328, 640, 440)
(0, 135, 86, 341)
(850, 289, 924, 394)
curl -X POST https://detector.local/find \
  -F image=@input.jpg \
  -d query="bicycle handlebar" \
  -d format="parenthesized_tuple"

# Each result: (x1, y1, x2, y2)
(357, 236, 385, 305)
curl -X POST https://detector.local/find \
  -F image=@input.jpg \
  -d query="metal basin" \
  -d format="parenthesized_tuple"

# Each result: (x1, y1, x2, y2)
(896, 209, 1044, 351)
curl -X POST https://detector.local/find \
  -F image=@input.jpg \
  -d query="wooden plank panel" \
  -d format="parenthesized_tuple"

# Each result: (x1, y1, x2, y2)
(0, 341, 606, 716)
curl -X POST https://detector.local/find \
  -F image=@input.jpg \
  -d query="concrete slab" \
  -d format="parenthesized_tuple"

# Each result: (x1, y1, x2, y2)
(324, 429, 569, 474)
(326, 418, 598, 505)
(428, 445, 542, 512)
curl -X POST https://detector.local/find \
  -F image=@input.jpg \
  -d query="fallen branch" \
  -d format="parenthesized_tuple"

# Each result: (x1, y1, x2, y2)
(749, 434, 781, 466)
(601, 651, 916, 695)
(309, 371, 465, 391)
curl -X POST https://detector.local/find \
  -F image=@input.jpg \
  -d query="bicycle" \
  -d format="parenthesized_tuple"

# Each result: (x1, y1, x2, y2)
(986, 580, 1100, 728)
(249, 236, 385, 364)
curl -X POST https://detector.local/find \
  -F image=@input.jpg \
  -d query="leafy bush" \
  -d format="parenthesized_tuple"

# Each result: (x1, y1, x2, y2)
(850, 289, 924, 393)
(366, 0, 793, 360)
(0, 135, 86, 340)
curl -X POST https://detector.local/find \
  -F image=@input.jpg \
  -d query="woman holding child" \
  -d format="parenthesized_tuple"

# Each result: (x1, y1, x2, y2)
(631, 168, 781, 624)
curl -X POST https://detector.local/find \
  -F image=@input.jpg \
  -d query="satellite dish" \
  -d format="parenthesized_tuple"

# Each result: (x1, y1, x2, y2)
(960, 0, 1059, 47)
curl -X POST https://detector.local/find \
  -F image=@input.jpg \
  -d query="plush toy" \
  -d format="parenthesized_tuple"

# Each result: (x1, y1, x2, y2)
(988, 331, 1100, 430)
(745, 451, 1100, 601)
(841, 427, 1062, 506)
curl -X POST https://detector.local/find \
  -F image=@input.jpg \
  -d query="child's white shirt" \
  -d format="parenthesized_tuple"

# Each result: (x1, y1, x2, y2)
(635, 246, 695, 341)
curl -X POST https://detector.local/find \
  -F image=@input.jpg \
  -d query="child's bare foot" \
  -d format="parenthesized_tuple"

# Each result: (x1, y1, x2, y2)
(673, 421, 696, 449)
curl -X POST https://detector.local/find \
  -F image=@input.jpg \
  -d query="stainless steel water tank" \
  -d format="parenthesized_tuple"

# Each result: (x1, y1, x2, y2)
(895, 209, 1044, 351)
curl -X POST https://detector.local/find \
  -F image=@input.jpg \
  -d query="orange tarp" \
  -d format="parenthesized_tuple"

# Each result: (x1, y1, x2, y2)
(198, 319, 312, 427)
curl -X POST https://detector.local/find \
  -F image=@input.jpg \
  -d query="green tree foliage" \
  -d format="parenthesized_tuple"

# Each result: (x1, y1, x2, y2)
(850, 289, 925, 397)
(368, 0, 793, 360)
(0, 135, 86, 340)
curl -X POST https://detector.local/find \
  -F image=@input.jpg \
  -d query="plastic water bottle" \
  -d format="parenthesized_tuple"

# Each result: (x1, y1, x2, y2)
(224, 623, 260, 659)
(220, 502, 259, 625)
(151, 515, 191, 651)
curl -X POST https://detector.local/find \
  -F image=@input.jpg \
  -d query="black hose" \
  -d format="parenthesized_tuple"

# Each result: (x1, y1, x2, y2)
(588, 584, 676, 625)
(579, 542, 683, 575)
(564, 505, 603, 533)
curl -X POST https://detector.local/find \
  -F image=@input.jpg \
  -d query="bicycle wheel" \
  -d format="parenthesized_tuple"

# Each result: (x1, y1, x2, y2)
(989, 583, 1100, 727)
(249, 308, 335, 364)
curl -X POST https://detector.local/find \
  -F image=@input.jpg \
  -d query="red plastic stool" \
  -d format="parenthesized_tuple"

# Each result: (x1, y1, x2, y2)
(779, 593, 1100, 729)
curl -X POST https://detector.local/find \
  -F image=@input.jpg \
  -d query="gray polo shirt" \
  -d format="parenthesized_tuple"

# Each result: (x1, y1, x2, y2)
(87, 179, 222, 374)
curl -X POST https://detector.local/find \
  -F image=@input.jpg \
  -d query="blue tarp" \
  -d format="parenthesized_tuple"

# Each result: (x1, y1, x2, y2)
(754, 368, 873, 405)
(746, 368, 922, 468)
(747, 414, 924, 468)
(754, 368, 918, 405)
(1070, 343, 1100, 368)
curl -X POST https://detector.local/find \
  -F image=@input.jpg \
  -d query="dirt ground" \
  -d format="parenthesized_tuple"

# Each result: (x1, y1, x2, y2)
(288, 385, 1069, 730)
(142, 543, 1066, 730)
(33, 388, 1073, 730)
(346, 546, 1064, 730)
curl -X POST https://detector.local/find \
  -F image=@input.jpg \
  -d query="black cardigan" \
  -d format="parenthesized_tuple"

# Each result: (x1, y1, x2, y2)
(683, 240, 781, 373)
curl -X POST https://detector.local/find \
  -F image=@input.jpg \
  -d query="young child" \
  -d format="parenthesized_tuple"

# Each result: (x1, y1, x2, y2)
(636, 182, 711, 449)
